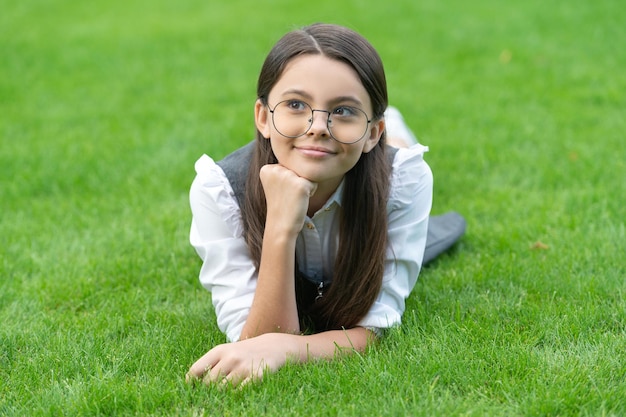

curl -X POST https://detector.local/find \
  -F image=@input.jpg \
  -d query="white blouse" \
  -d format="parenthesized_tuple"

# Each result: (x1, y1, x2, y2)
(189, 144, 433, 342)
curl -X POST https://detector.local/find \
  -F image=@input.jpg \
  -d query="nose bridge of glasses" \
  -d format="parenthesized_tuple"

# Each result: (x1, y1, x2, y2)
(308, 108, 332, 128)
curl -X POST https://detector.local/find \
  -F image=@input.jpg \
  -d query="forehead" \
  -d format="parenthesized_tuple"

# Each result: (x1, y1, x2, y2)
(270, 54, 372, 109)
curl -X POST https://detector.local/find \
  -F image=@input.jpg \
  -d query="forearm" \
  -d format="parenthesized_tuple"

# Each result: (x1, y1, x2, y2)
(287, 327, 375, 363)
(240, 225, 300, 339)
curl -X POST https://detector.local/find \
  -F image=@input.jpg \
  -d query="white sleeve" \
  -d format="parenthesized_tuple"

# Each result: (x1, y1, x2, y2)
(358, 144, 433, 330)
(189, 155, 257, 342)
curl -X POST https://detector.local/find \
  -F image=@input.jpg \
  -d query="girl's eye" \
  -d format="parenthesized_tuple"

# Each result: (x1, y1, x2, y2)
(285, 100, 307, 111)
(333, 106, 357, 117)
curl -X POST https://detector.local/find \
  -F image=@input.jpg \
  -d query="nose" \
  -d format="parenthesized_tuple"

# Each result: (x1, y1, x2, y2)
(308, 110, 331, 137)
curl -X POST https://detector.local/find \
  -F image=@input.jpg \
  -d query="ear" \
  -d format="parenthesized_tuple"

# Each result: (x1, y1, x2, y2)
(361, 118, 385, 153)
(254, 99, 272, 139)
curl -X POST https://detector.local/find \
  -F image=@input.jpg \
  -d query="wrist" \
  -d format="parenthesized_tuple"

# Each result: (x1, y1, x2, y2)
(273, 333, 307, 363)
(263, 220, 301, 241)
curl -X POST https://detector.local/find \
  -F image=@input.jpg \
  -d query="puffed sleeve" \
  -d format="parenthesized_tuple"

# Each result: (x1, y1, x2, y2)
(358, 144, 433, 331)
(189, 154, 258, 342)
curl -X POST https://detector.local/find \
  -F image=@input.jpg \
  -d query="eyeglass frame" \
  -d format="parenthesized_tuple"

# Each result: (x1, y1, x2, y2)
(267, 100, 373, 144)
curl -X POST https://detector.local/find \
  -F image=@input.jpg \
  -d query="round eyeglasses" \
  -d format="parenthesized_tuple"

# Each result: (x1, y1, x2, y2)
(268, 100, 372, 144)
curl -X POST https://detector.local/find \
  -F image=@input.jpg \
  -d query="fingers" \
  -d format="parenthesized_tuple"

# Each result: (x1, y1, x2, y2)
(187, 357, 266, 388)
(186, 350, 218, 379)
(260, 164, 317, 197)
(185, 352, 265, 388)
(191, 365, 262, 388)
(259, 164, 317, 235)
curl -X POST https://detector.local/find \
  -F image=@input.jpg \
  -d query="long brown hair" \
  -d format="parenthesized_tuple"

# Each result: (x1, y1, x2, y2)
(242, 23, 391, 330)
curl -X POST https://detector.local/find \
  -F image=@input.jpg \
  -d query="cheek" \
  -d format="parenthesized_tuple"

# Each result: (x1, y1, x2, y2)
(269, 139, 289, 164)
(347, 155, 363, 171)
(345, 145, 367, 164)
(332, 149, 365, 176)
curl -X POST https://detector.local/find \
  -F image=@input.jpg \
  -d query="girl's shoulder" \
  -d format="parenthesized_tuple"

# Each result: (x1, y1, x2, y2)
(193, 153, 232, 187)
(391, 143, 429, 169)
(389, 144, 433, 208)
(191, 154, 244, 236)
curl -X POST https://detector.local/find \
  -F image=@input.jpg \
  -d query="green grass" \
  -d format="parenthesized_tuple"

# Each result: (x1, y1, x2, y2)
(1, 0, 625, 415)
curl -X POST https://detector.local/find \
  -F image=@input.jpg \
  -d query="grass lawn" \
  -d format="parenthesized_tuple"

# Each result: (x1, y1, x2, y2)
(1, 0, 625, 415)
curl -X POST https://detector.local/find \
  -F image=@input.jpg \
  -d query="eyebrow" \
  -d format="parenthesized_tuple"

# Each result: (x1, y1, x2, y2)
(279, 89, 365, 107)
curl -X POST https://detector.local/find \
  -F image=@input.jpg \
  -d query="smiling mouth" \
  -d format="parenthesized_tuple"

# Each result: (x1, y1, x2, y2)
(295, 146, 337, 158)
(296, 146, 336, 154)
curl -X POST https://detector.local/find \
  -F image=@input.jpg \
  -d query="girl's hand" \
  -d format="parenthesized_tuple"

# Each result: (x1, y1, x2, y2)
(186, 333, 297, 387)
(259, 164, 317, 236)
(186, 328, 372, 387)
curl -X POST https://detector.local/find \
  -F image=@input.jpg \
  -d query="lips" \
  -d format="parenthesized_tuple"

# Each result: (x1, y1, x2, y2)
(295, 145, 336, 157)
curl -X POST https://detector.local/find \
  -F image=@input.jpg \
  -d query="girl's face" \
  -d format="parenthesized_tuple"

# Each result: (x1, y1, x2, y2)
(255, 54, 384, 194)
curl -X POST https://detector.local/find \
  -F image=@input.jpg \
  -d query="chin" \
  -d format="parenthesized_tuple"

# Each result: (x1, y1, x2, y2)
(293, 170, 322, 182)
(291, 166, 328, 182)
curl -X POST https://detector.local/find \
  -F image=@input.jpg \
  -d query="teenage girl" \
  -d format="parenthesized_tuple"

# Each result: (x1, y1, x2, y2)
(186, 23, 434, 386)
